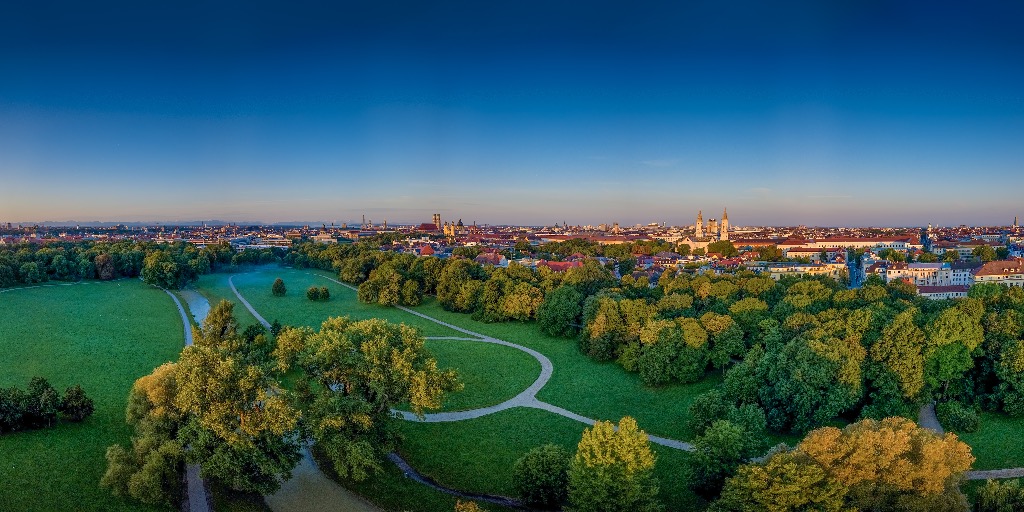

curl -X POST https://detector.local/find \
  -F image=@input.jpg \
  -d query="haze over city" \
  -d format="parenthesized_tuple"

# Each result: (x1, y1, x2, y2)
(2, 1, 1023, 226)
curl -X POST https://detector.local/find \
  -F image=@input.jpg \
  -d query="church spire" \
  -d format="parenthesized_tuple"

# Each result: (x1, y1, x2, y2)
(722, 208, 728, 221)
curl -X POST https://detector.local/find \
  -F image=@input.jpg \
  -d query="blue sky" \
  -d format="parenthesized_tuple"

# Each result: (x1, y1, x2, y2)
(1, 1, 1022, 227)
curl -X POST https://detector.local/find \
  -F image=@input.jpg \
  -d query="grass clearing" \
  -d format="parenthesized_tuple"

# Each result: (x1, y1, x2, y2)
(226, 268, 461, 337)
(0, 280, 183, 512)
(193, 271, 262, 329)
(398, 406, 706, 511)
(958, 412, 1024, 470)
(399, 339, 540, 412)
(414, 299, 722, 441)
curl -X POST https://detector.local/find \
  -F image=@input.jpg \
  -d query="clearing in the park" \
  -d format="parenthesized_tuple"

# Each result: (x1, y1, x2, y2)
(0, 280, 183, 512)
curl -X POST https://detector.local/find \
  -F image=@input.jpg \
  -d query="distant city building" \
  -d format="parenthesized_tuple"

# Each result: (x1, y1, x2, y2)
(974, 258, 1024, 287)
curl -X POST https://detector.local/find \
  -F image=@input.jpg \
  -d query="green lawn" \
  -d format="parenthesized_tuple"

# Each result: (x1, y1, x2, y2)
(398, 406, 706, 511)
(331, 454, 500, 512)
(0, 280, 184, 512)
(225, 268, 462, 337)
(193, 271, 262, 329)
(399, 338, 540, 412)
(958, 412, 1024, 470)
(413, 300, 723, 441)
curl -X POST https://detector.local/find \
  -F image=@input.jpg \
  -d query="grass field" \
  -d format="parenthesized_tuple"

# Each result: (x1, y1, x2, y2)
(226, 268, 462, 337)
(0, 280, 183, 512)
(958, 412, 1024, 470)
(401, 339, 540, 412)
(398, 406, 706, 511)
(192, 272, 262, 329)
(414, 299, 723, 441)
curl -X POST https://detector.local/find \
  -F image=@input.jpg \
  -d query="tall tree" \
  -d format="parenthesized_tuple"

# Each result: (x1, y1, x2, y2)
(566, 417, 661, 512)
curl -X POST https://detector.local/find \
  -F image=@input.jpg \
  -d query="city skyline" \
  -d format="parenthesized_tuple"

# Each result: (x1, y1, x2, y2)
(2, 1, 1023, 226)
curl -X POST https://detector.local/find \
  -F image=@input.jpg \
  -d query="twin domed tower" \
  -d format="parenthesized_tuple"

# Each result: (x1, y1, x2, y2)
(695, 208, 729, 241)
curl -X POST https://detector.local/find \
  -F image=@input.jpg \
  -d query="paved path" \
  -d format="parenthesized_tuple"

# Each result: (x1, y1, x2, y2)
(227, 275, 272, 329)
(918, 403, 945, 435)
(967, 468, 1024, 480)
(155, 286, 210, 512)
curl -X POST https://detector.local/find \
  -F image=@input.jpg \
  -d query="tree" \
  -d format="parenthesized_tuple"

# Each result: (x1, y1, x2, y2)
(319, 286, 330, 301)
(714, 417, 974, 512)
(757, 339, 860, 433)
(19, 261, 44, 284)
(513, 444, 571, 509)
(942, 250, 959, 262)
(60, 384, 94, 422)
(95, 253, 116, 280)
(712, 450, 848, 512)
(24, 376, 60, 429)
(975, 480, 1024, 512)
(690, 420, 760, 496)
(307, 286, 321, 301)
(973, 245, 997, 262)
(707, 240, 738, 258)
(0, 386, 26, 432)
(272, 278, 287, 296)
(538, 285, 585, 338)
(566, 417, 661, 512)
(279, 317, 460, 482)
(102, 363, 185, 506)
(918, 252, 939, 263)
(872, 309, 926, 400)
(455, 501, 485, 512)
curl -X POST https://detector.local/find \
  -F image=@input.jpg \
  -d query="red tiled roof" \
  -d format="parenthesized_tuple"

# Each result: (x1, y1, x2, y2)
(976, 259, 1024, 277)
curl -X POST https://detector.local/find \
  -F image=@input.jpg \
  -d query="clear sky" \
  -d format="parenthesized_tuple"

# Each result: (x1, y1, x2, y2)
(1, 1, 1022, 227)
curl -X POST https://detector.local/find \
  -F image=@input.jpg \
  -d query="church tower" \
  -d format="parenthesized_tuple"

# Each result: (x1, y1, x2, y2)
(720, 208, 729, 241)
(695, 210, 704, 239)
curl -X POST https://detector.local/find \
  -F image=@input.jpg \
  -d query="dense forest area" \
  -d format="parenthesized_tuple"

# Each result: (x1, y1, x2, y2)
(0, 241, 285, 289)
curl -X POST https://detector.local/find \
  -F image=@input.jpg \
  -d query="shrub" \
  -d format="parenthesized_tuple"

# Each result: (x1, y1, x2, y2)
(270, 320, 283, 337)
(318, 286, 330, 301)
(272, 278, 286, 296)
(513, 444, 570, 509)
(307, 286, 321, 301)
(936, 401, 980, 433)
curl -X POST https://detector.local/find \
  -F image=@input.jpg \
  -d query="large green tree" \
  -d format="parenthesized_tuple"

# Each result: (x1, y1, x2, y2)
(275, 317, 460, 481)
(566, 417, 661, 512)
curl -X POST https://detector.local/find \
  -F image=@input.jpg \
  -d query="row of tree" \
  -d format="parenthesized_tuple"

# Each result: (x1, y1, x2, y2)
(103, 301, 458, 506)
(0, 377, 94, 433)
(0, 240, 286, 290)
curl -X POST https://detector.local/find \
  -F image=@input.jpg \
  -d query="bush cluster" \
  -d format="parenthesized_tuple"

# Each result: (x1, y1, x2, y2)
(0, 377, 94, 433)
(306, 286, 330, 301)
(936, 400, 980, 433)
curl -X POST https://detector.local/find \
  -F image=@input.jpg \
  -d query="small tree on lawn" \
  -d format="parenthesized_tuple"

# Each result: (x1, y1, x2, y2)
(272, 278, 286, 297)
(306, 286, 321, 301)
(318, 286, 330, 301)
(514, 443, 571, 509)
(60, 384, 95, 422)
